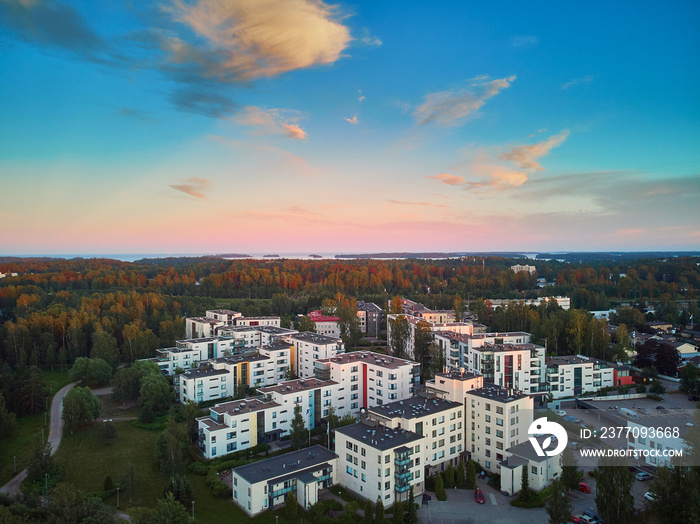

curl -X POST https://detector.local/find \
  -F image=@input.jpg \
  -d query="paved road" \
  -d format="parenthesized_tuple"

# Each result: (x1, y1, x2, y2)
(0, 382, 76, 495)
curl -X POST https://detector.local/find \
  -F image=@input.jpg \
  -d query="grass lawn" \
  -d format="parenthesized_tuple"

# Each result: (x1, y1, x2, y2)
(41, 368, 71, 395)
(97, 394, 140, 420)
(53, 421, 165, 509)
(0, 412, 46, 486)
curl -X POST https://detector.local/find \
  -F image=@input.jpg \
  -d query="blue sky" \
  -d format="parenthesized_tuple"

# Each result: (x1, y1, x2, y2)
(0, 0, 698, 254)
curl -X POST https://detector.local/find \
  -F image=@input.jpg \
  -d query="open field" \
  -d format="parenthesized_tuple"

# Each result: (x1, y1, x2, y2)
(0, 412, 46, 486)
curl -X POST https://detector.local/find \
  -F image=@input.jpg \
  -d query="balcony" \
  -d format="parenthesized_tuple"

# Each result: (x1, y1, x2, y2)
(394, 457, 411, 467)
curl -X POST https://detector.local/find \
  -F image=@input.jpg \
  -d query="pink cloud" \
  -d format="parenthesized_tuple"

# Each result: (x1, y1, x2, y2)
(386, 199, 446, 207)
(345, 116, 358, 124)
(500, 130, 569, 171)
(234, 106, 307, 140)
(169, 177, 210, 199)
(426, 173, 466, 186)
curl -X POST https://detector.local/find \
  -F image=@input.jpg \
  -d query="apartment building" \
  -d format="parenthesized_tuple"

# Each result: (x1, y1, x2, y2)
(500, 436, 562, 495)
(335, 422, 424, 507)
(205, 309, 242, 324)
(313, 351, 420, 412)
(356, 301, 385, 336)
(231, 445, 338, 517)
(386, 314, 474, 360)
(234, 316, 282, 328)
(487, 296, 571, 310)
(197, 396, 280, 459)
(306, 310, 341, 337)
(283, 332, 344, 378)
(152, 337, 232, 375)
(216, 325, 298, 352)
(545, 355, 615, 399)
(465, 385, 533, 473)
(510, 264, 537, 274)
(366, 396, 464, 476)
(186, 317, 227, 339)
(180, 367, 233, 404)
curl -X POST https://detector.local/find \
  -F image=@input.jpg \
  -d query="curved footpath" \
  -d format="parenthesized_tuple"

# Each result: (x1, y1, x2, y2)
(0, 382, 77, 495)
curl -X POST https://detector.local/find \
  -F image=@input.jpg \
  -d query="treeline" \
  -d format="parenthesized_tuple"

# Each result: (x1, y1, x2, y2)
(1, 256, 698, 302)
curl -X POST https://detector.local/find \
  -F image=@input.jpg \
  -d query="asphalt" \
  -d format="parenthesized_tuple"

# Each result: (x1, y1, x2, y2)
(0, 382, 76, 495)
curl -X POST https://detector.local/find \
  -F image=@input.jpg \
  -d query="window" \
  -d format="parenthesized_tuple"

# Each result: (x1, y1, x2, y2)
(385, 468, 390, 477)
(361, 461, 366, 469)
(531, 466, 537, 474)
(361, 473, 366, 482)
(385, 455, 390, 464)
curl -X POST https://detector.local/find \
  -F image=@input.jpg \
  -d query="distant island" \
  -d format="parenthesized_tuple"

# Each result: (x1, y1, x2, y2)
(263, 254, 280, 258)
(216, 253, 252, 258)
(309, 254, 323, 258)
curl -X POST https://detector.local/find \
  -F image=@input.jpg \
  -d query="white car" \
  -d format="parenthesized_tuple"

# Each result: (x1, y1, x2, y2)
(555, 410, 567, 416)
(644, 491, 655, 501)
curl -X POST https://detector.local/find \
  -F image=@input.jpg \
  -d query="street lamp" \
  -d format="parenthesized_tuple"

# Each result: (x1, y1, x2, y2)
(117, 487, 119, 508)
(192, 500, 195, 519)
(45, 473, 48, 493)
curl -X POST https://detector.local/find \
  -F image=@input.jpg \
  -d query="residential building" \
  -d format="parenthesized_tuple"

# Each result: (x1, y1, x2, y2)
(234, 316, 282, 328)
(626, 411, 691, 468)
(180, 367, 233, 404)
(206, 309, 242, 324)
(306, 310, 341, 337)
(197, 397, 281, 459)
(186, 317, 226, 339)
(386, 314, 475, 360)
(258, 377, 341, 431)
(546, 355, 616, 399)
(466, 385, 533, 473)
(487, 297, 571, 310)
(365, 395, 464, 476)
(500, 436, 562, 495)
(283, 332, 344, 378)
(216, 325, 299, 352)
(356, 301, 385, 337)
(152, 337, 232, 376)
(335, 421, 424, 507)
(231, 445, 338, 517)
(510, 264, 537, 274)
(313, 351, 420, 412)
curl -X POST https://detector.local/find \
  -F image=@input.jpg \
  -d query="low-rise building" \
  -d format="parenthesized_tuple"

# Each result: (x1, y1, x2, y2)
(306, 311, 341, 338)
(216, 325, 299, 353)
(180, 367, 233, 404)
(186, 317, 227, 339)
(231, 445, 338, 517)
(500, 436, 562, 495)
(546, 355, 616, 398)
(206, 309, 242, 324)
(258, 377, 340, 432)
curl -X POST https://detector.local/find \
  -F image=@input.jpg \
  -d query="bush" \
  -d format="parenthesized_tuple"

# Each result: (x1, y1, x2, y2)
(205, 467, 231, 498)
(488, 473, 501, 490)
(435, 473, 446, 501)
(103, 476, 114, 491)
(99, 421, 117, 443)
(636, 384, 647, 393)
(187, 462, 209, 476)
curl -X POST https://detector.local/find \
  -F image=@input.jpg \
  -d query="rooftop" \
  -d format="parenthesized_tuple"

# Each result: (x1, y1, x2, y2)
(188, 317, 224, 324)
(356, 301, 384, 313)
(308, 310, 340, 322)
(368, 396, 462, 420)
(207, 309, 240, 315)
(210, 397, 280, 416)
(233, 445, 338, 484)
(259, 377, 337, 395)
(467, 384, 529, 402)
(182, 368, 229, 379)
(336, 422, 423, 451)
(210, 353, 269, 365)
(507, 435, 561, 463)
(546, 355, 591, 366)
(317, 351, 415, 369)
(434, 370, 481, 381)
(286, 332, 342, 344)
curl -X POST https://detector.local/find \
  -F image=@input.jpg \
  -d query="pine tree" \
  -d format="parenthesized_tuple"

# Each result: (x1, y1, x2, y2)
(362, 498, 373, 524)
(455, 461, 465, 489)
(465, 460, 476, 489)
(444, 463, 455, 488)
(375, 497, 385, 524)
(285, 490, 298, 519)
(392, 500, 403, 524)
(404, 486, 417, 524)
(289, 404, 306, 450)
(594, 455, 634, 524)
(435, 473, 446, 501)
(546, 479, 573, 524)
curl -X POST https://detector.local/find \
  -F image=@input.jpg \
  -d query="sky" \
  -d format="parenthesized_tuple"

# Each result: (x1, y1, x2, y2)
(0, 0, 699, 255)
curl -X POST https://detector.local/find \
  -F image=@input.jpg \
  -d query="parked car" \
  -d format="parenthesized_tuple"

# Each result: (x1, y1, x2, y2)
(582, 509, 602, 523)
(628, 465, 638, 473)
(637, 407, 650, 414)
(688, 395, 699, 402)
(555, 410, 567, 416)
(636, 472, 653, 481)
(570, 516, 583, 524)
(644, 491, 655, 501)
(578, 482, 592, 493)
(474, 488, 485, 504)
(656, 406, 669, 413)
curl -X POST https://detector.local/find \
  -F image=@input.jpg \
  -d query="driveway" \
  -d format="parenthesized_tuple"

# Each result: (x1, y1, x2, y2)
(0, 382, 76, 495)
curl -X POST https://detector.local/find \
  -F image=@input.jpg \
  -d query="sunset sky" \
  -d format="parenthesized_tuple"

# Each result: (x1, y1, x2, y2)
(1, 0, 698, 255)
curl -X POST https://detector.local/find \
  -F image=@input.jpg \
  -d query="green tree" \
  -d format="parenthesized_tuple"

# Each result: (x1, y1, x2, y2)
(297, 316, 317, 333)
(112, 365, 142, 403)
(455, 461, 465, 489)
(51, 482, 116, 524)
(680, 362, 700, 395)
(130, 492, 194, 524)
(139, 371, 173, 415)
(388, 315, 410, 360)
(648, 464, 700, 523)
(444, 463, 455, 488)
(427, 341, 444, 379)
(164, 474, 193, 506)
(520, 465, 531, 501)
(560, 447, 582, 490)
(24, 442, 61, 494)
(375, 497, 385, 524)
(90, 328, 120, 370)
(545, 478, 573, 524)
(99, 420, 117, 443)
(0, 392, 17, 439)
(465, 460, 476, 489)
(650, 380, 666, 395)
(453, 294, 465, 323)
(405, 486, 417, 524)
(63, 386, 101, 432)
(285, 490, 298, 519)
(414, 320, 433, 379)
(69, 357, 113, 387)
(594, 454, 634, 524)
(289, 404, 306, 450)
(155, 418, 189, 477)
(362, 498, 373, 524)
(435, 473, 446, 501)
(392, 500, 403, 524)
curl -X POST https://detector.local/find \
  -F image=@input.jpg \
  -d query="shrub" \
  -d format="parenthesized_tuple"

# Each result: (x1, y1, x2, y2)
(103, 476, 114, 491)
(435, 473, 446, 501)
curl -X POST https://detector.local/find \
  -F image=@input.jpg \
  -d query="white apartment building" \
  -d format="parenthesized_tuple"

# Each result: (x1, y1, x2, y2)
(186, 317, 227, 339)
(386, 314, 475, 360)
(487, 296, 571, 311)
(313, 351, 420, 413)
(234, 316, 282, 328)
(366, 396, 464, 476)
(216, 325, 299, 353)
(197, 397, 280, 459)
(510, 264, 537, 274)
(500, 436, 562, 495)
(153, 337, 237, 375)
(306, 310, 341, 338)
(282, 332, 344, 378)
(180, 367, 233, 404)
(465, 385, 533, 473)
(231, 445, 338, 517)
(206, 309, 242, 324)
(546, 355, 615, 399)
(335, 422, 424, 507)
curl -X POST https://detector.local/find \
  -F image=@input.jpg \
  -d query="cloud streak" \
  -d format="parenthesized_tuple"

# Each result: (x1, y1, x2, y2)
(234, 106, 307, 140)
(386, 199, 446, 207)
(426, 173, 466, 186)
(345, 116, 358, 124)
(169, 177, 210, 199)
(500, 130, 570, 171)
(413, 75, 516, 127)
(562, 75, 594, 89)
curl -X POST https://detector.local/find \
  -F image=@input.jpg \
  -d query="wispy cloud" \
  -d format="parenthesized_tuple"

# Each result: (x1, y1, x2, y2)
(345, 116, 358, 124)
(386, 199, 446, 207)
(562, 75, 594, 90)
(169, 177, 210, 199)
(500, 130, 570, 171)
(511, 35, 539, 48)
(358, 90, 366, 103)
(426, 173, 466, 186)
(169, 0, 351, 81)
(356, 27, 382, 47)
(117, 107, 153, 122)
(413, 75, 516, 127)
(170, 88, 236, 118)
(234, 106, 307, 140)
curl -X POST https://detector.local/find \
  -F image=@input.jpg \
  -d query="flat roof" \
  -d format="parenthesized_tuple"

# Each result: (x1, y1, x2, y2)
(182, 368, 229, 379)
(259, 377, 337, 395)
(335, 422, 423, 451)
(547, 356, 591, 366)
(467, 384, 529, 402)
(207, 309, 240, 315)
(233, 445, 337, 484)
(286, 332, 342, 344)
(210, 397, 280, 416)
(176, 337, 218, 344)
(369, 396, 461, 420)
(187, 317, 224, 323)
(317, 351, 415, 369)
(210, 353, 269, 365)
(434, 370, 481, 381)
(507, 435, 559, 463)
(356, 301, 384, 313)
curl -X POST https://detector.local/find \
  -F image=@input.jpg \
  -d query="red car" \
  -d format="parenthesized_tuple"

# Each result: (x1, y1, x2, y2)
(475, 488, 485, 504)
(578, 482, 591, 493)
